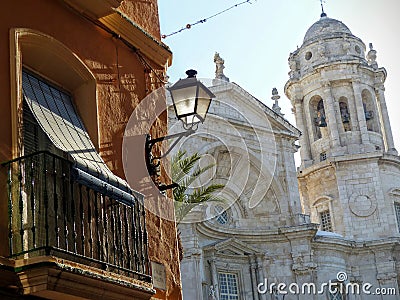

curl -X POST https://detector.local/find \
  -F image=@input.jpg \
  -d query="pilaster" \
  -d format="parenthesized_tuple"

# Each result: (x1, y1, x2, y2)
(352, 80, 370, 145)
(375, 85, 398, 155)
(294, 98, 312, 167)
(321, 81, 341, 149)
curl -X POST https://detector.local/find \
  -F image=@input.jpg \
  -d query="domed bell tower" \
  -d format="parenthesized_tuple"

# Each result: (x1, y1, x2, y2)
(285, 12, 400, 240)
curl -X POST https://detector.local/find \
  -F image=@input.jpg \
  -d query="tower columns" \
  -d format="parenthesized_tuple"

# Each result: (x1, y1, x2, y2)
(322, 82, 340, 148)
(352, 80, 370, 144)
(375, 85, 398, 154)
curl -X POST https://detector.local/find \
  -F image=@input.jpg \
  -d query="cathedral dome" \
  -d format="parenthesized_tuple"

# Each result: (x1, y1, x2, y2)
(303, 16, 352, 43)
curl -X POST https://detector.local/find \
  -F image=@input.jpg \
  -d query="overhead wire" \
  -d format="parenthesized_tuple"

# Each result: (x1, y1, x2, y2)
(161, 0, 254, 39)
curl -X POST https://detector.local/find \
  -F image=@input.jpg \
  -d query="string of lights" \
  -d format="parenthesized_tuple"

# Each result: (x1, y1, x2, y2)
(161, 0, 254, 39)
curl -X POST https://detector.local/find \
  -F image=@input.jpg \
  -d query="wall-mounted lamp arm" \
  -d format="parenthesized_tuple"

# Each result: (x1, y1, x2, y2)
(146, 128, 195, 160)
(144, 69, 213, 192)
(145, 127, 196, 191)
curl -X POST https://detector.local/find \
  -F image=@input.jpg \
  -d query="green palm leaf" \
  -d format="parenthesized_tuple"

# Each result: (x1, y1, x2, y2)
(171, 150, 224, 222)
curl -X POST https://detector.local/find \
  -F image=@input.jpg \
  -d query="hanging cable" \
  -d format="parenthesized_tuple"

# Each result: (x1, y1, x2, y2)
(161, 0, 254, 39)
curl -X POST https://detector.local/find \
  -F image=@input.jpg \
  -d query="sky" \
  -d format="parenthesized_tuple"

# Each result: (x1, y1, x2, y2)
(158, 0, 400, 160)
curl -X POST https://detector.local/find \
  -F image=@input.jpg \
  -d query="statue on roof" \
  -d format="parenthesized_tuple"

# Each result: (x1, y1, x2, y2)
(367, 43, 378, 69)
(271, 88, 284, 117)
(214, 52, 229, 82)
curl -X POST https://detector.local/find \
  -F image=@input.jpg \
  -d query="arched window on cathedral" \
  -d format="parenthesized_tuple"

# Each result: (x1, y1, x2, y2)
(319, 210, 333, 232)
(394, 202, 400, 233)
(313, 197, 335, 233)
(339, 97, 351, 132)
(310, 96, 326, 141)
(316, 99, 327, 127)
(362, 89, 379, 133)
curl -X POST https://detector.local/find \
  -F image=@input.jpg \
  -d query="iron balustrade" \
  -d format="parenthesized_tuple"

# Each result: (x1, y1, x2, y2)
(2, 151, 151, 282)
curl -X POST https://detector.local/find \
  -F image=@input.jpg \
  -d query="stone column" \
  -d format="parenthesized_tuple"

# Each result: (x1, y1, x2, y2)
(209, 258, 219, 300)
(344, 88, 359, 132)
(352, 80, 370, 144)
(322, 81, 341, 149)
(293, 99, 312, 167)
(377, 272, 399, 300)
(256, 255, 267, 300)
(375, 85, 398, 154)
(249, 255, 260, 300)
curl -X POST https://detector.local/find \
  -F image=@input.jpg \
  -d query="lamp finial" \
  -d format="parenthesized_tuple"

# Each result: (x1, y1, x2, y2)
(186, 69, 197, 78)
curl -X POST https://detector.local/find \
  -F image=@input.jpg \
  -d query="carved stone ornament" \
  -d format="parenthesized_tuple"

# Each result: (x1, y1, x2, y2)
(349, 191, 377, 217)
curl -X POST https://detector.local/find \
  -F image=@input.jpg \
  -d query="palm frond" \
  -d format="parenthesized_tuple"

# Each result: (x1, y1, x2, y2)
(171, 150, 201, 183)
(171, 151, 225, 223)
(187, 184, 225, 204)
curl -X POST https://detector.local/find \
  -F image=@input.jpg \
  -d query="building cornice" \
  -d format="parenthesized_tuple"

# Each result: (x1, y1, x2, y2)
(298, 151, 383, 178)
(313, 236, 400, 252)
(0, 255, 155, 298)
(62, 0, 172, 68)
(197, 220, 318, 243)
(100, 11, 172, 67)
(285, 60, 385, 95)
(63, 0, 123, 18)
(230, 82, 301, 138)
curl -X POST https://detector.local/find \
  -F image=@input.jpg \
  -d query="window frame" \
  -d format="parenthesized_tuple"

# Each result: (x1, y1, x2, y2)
(218, 271, 240, 300)
(319, 210, 333, 232)
(394, 202, 400, 233)
(10, 28, 98, 160)
(313, 196, 336, 233)
(215, 205, 229, 225)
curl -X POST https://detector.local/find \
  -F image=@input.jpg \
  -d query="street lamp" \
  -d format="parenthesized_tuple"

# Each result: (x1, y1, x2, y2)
(145, 69, 215, 191)
(169, 69, 215, 128)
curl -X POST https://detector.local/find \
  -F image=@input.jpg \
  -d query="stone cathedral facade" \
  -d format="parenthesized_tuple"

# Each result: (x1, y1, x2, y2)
(174, 13, 400, 300)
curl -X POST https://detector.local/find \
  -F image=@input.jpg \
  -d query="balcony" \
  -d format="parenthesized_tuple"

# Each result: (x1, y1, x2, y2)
(2, 151, 153, 298)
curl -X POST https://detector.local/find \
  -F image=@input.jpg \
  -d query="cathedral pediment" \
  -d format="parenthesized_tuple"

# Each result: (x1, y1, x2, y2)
(204, 238, 261, 256)
(207, 82, 301, 139)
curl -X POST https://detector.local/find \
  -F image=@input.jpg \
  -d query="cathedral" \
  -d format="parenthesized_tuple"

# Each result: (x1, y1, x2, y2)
(172, 11, 400, 300)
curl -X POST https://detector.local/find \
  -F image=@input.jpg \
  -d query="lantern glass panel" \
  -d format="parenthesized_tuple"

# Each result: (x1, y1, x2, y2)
(196, 98, 211, 121)
(171, 85, 197, 117)
(181, 115, 201, 126)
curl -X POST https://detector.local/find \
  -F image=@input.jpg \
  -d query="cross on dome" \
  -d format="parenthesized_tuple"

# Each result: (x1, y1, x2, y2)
(320, 0, 327, 17)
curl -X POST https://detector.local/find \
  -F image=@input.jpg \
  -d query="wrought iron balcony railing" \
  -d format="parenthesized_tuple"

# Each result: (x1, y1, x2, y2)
(2, 151, 151, 282)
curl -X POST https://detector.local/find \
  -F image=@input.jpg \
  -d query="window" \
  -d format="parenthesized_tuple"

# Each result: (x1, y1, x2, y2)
(394, 203, 400, 233)
(11, 28, 99, 156)
(320, 152, 327, 162)
(362, 89, 379, 133)
(319, 210, 333, 232)
(215, 205, 229, 225)
(329, 290, 344, 300)
(219, 272, 239, 300)
(339, 99, 351, 132)
(23, 101, 54, 155)
(311, 97, 326, 141)
(22, 70, 135, 203)
(315, 99, 327, 128)
(328, 282, 345, 300)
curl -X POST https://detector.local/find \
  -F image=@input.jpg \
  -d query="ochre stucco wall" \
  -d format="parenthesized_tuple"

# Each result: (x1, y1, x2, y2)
(119, 0, 161, 41)
(0, 0, 181, 298)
